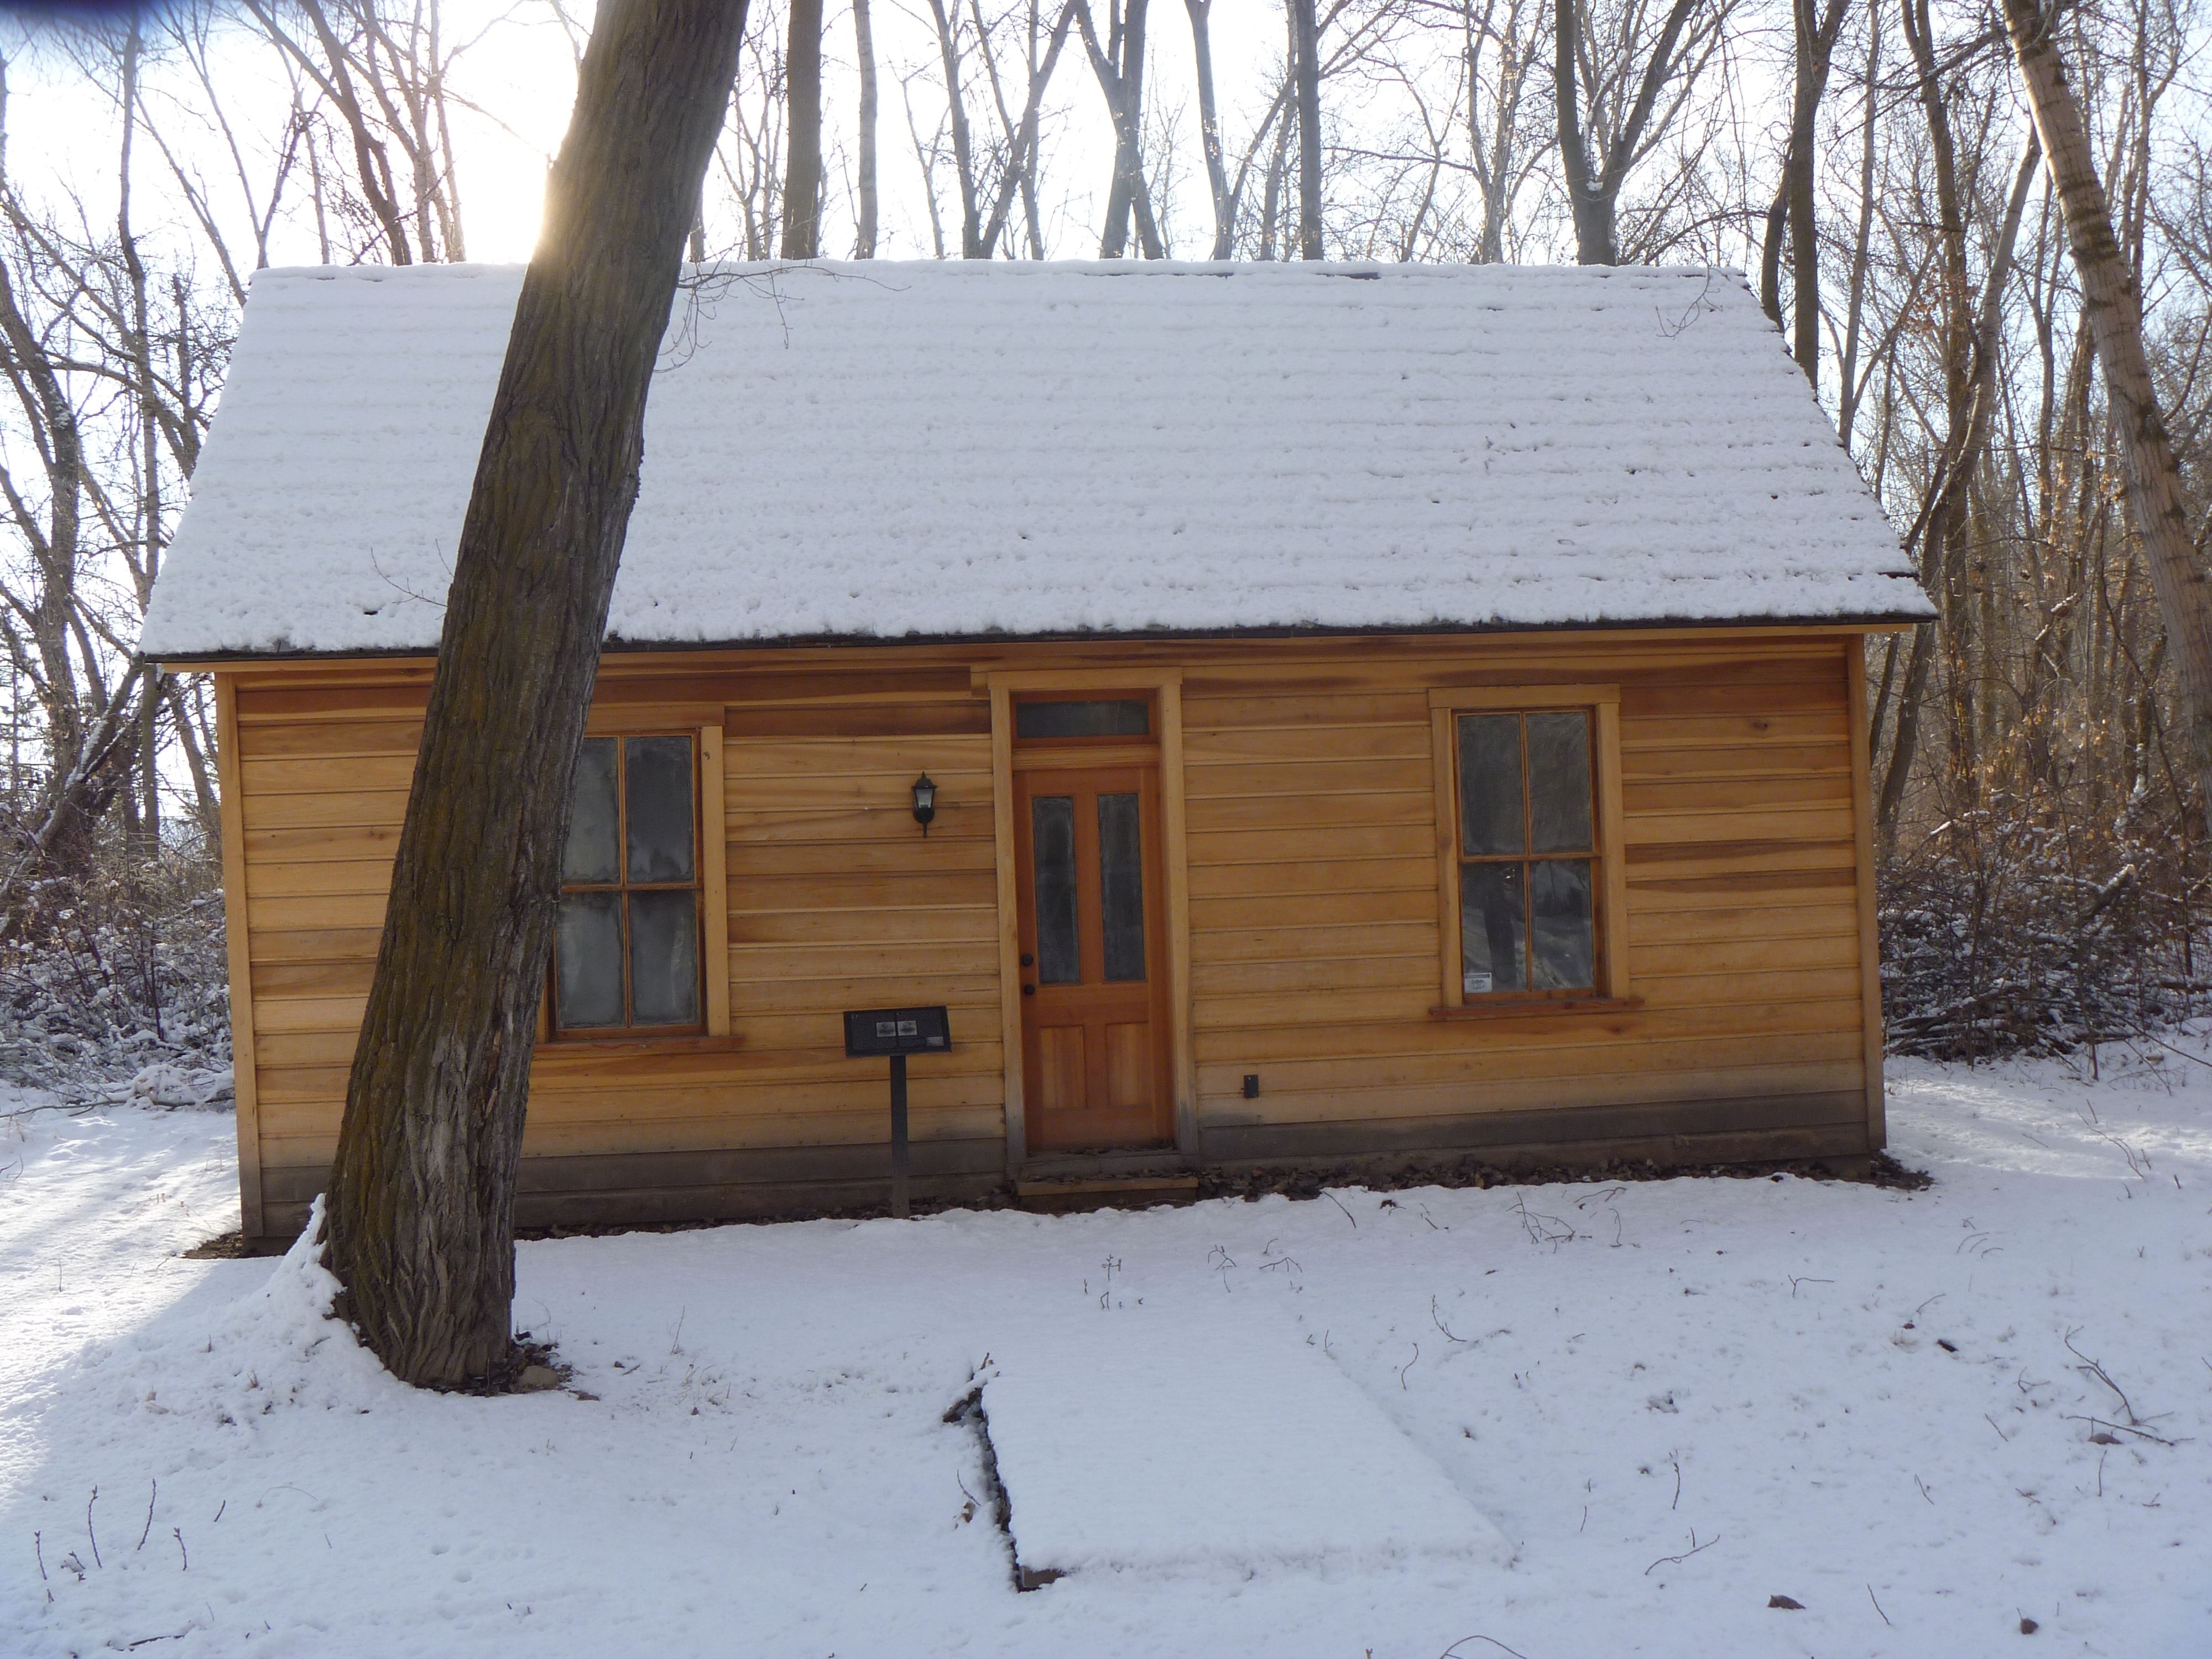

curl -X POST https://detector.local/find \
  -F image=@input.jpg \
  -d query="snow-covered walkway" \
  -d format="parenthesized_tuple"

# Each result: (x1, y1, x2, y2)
(3, 1049, 2209, 1657)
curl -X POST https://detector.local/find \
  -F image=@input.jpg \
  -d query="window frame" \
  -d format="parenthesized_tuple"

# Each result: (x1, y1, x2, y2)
(544, 723, 731, 1044)
(1428, 685, 1630, 1013)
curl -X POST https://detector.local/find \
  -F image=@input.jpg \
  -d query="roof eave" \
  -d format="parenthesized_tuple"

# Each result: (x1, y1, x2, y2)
(154, 608, 1933, 670)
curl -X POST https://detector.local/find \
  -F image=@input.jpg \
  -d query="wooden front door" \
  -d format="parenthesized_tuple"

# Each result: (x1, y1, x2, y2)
(1014, 764, 1173, 1151)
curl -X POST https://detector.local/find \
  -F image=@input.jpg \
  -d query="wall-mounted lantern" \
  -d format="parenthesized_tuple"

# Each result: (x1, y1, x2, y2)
(911, 773, 937, 835)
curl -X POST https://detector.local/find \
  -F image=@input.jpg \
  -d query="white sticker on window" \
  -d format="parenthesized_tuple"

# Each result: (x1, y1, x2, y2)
(1464, 972, 1493, 994)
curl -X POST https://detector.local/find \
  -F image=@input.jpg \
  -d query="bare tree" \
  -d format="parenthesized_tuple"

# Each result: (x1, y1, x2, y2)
(781, 0, 825, 257)
(1552, 0, 1731, 263)
(854, 0, 880, 254)
(2000, 0, 2212, 815)
(1078, 0, 1166, 255)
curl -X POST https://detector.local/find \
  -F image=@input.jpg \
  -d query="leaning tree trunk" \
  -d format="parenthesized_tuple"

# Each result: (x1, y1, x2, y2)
(323, 0, 751, 1389)
(2001, 0, 2212, 816)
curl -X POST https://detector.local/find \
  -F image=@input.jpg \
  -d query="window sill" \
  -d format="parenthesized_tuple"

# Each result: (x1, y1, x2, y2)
(1428, 997, 1643, 1020)
(539, 1032, 745, 1056)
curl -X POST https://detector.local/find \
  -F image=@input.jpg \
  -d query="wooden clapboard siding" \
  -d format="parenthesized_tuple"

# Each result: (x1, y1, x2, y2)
(207, 626, 1889, 1239)
(223, 661, 1007, 1236)
(719, 705, 1004, 1178)
(1180, 634, 1872, 1164)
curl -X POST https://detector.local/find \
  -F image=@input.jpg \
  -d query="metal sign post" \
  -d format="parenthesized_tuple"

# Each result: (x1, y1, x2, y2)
(842, 1005, 950, 1220)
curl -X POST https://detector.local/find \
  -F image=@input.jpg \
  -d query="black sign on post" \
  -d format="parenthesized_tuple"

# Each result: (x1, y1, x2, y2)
(843, 1006, 950, 1219)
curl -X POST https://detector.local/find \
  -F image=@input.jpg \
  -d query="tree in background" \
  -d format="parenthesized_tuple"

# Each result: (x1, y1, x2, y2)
(780, 0, 823, 257)
(321, 0, 750, 1387)
(2001, 0, 2212, 820)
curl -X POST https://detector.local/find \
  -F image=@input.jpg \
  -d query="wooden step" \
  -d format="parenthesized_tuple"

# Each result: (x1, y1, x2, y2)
(1014, 1173, 1201, 1215)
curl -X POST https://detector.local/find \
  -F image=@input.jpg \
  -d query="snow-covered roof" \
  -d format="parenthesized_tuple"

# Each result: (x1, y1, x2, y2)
(142, 260, 1927, 660)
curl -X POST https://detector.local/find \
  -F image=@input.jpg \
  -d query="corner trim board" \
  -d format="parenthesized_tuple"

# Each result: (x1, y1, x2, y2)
(1844, 641, 1887, 1147)
(215, 672, 265, 1239)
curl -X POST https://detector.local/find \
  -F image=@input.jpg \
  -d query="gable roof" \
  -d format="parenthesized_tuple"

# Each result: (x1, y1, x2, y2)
(141, 260, 1928, 661)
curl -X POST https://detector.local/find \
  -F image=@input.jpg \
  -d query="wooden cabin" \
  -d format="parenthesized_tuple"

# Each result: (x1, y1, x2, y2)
(144, 260, 1930, 1245)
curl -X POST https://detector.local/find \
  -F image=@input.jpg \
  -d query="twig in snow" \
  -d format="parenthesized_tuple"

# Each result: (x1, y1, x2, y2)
(1321, 1189, 1357, 1229)
(34, 1530, 46, 1581)
(1644, 1530, 1720, 1574)
(86, 1488, 100, 1568)
(1985, 1413, 2012, 1443)
(667, 1308, 687, 1357)
(2064, 1329, 2142, 1425)
(1438, 1635, 1537, 1659)
(210, 1501, 224, 1525)
(2064, 1414, 2176, 1447)
(1914, 1475, 1934, 1504)
(1787, 1276, 1833, 1298)
(1868, 1584, 1893, 1627)
(1431, 1297, 1475, 1345)
(1398, 1342, 1420, 1390)
(173, 1527, 185, 1571)
(1670, 1457, 1682, 1511)
(136, 1478, 156, 1551)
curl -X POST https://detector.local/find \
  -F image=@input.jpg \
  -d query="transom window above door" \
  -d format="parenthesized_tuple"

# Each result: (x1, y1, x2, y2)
(1014, 697, 1151, 741)
(1430, 686, 1628, 1009)
(554, 734, 702, 1035)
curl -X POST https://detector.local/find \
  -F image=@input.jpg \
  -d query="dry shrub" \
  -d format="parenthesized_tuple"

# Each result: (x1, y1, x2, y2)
(1880, 795, 2206, 1060)
(0, 834, 231, 1105)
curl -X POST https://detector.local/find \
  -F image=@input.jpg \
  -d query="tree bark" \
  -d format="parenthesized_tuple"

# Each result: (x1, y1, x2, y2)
(1290, 0, 1323, 258)
(2001, 0, 2212, 815)
(780, 0, 823, 257)
(854, 0, 878, 255)
(322, 0, 750, 1389)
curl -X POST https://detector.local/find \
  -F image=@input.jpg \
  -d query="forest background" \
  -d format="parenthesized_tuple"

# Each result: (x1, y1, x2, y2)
(0, 0, 2205, 1099)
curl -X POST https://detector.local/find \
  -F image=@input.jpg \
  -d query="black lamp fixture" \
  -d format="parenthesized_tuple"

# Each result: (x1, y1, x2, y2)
(911, 773, 937, 835)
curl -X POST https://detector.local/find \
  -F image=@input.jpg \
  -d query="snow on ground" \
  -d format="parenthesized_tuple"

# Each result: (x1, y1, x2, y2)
(3, 1051, 2210, 1658)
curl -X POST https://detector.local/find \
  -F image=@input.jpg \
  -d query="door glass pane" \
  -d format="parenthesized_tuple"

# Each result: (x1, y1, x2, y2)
(1098, 791, 1146, 983)
(555, 891, 624, 1027)
(1016, 699, 1150, 739)
(1460, 861, 1526, 994)
(562, 738, 620, 884)
(628, 889, 701, 1025)
(1530, 859, 1595, 990)
(1031, 795, 1081, 984)
(1457, 714, 1525, 856)
(1527, 711, 1594, 853)
(625, 735, 696, 884)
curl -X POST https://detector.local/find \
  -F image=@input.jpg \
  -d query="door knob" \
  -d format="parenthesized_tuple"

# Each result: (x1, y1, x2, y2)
(1022, 984, 1035, 996)
(1020, 953, 1035, 968)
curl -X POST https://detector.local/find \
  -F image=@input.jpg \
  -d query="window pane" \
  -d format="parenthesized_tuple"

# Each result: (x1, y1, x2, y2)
(1530, 859, 1595, 990)
(1098, 791, 1146, 983)
(1527, 711, 1594, 853)
(628, 890, 701, 1025)
(1457, 714, 1525, 856)
(562, 738, 620, 884)
(1016, 699, 1150, 739)
(1460, 861, 1526, 994)
(625, 736, 695, 884)
(555, 891, 624, 1028)
(1031, 796, 1081, 983)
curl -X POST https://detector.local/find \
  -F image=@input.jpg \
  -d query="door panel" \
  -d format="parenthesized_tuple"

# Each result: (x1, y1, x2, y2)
(1016, 764, 1173, 1151)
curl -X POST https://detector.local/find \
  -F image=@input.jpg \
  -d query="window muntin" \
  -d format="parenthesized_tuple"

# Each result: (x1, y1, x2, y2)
(1454, 709, 1599, 996)
(555, 734, 702, 1034)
